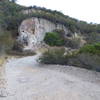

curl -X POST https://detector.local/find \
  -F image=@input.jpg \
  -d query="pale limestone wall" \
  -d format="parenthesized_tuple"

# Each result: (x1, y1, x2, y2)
(17, 17, 69, 50)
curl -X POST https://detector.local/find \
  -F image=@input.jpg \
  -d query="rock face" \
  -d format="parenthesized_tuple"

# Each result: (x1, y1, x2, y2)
(17, 17, 70, 51)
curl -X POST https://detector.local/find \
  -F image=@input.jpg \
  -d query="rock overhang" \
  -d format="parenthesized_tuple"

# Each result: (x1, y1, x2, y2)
(17, 17, 70, 51)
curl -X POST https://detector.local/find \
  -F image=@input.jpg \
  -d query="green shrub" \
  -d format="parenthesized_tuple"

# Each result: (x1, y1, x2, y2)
(12, 42, 23, 52)
(0, 30, 15, 52)
(68, 53, 100, 72)
(39, 48, 67, 65)
(39, 44, 100, 72)
(79, 42, 100, 55)
(85, 32, 100, 43)
(39, 47, 78, 65)
(44, 32, 65, 46)
(65, 38, 82, 49)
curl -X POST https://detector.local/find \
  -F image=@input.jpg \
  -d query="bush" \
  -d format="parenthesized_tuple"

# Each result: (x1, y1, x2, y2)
(39, 47, 78, 64)
(39, 44, 100, 72)
(68, 53, 100, 72)
(65, 38, 82, 49)
(85, 32, 100, 43)
(79, 42, 100, 55)
(39, 47, 68, 65)
(65, 33, 86, 49)
(0, 30, 15, 53)
(12, 42, 23, 52)
(44, 32, 65, 46)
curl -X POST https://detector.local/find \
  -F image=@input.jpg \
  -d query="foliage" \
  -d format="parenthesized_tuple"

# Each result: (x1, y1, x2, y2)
(0, 0, 25, 52)
(0, 1, 100, 44)
(79, 42, 100, 55)
(23, 6, 100, 34)
(65, 38, 82, 49)
(39, 43, 100, 72)
(84, 32, 100, 43)
(0, 30, 15, 53)
(0, 0, 25, 31)
(68, 53, 100, 72)
(44, 32, 65, 46)
(39, 48, 68, 65)
(12, 41, 23, 52)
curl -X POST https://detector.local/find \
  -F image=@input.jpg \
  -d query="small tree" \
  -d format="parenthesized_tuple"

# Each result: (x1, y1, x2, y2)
(44, 32, 65, 46)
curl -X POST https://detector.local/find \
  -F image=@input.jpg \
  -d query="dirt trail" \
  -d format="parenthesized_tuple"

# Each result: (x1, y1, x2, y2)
(0, 54, 100, 100)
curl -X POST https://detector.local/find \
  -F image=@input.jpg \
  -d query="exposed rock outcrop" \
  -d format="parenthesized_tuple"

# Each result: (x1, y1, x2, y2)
(17, 17, 70, 51)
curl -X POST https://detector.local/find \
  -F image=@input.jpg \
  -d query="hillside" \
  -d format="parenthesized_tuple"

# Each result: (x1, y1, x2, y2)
(0, 0, 100, 45)
(0, 1, 100, 100)
(0, 0, 100, 71)
(0, 0, 25, 53)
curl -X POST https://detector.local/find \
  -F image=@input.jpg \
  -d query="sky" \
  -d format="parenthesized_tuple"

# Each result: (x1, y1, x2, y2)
(17, 0, 100, 24)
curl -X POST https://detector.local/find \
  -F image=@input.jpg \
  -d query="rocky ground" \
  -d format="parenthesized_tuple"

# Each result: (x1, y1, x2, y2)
(0, 54, 100, 100)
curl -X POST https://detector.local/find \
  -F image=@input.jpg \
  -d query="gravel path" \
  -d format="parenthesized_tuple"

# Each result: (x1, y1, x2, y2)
(0, 54, 100, 100)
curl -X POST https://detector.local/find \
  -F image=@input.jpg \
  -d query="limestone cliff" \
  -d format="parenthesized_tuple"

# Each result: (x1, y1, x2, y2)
(17, 17, 70, 51)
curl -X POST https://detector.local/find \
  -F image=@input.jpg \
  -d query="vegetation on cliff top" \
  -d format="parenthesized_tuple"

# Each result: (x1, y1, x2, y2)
(0, 0, 100, 37)
(0, 0, 100, 47)
(24, 6, 100, 34)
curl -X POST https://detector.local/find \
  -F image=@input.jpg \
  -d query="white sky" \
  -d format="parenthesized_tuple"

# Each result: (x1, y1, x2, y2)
(17, 0, 100, 24)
